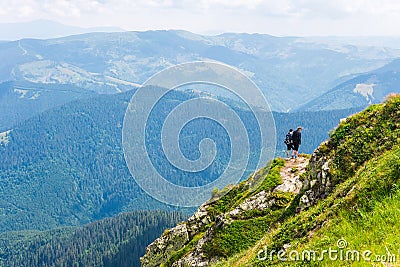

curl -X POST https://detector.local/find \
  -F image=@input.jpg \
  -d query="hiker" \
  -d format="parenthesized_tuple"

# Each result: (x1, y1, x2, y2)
(292, 126, 302, 159)
(284, 129, 293, 158)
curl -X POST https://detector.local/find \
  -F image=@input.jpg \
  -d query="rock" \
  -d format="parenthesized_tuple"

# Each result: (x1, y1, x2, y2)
(228, 191, 273, 218)
(299, 194, 310, 210)
(172, 226, 216, 267)
(275, 157, 308, 194)
(297, 144, 335, 210)
(187, 204, 212, 237)
(141, 223, 190, 267)
(274, 176, 303, 193)
(141, 198, 218, 266)
(142, 155, 312, 266)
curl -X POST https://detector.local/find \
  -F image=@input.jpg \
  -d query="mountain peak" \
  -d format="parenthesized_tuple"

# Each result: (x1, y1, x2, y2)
(0, 19, 125, 41)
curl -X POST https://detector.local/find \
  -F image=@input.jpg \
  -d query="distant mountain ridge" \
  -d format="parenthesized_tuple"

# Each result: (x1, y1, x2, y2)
(1, 29, 400, 112)
(0, 80, 96, 131)
(298, 58, 400, 111)
(0, 19, 125, 41)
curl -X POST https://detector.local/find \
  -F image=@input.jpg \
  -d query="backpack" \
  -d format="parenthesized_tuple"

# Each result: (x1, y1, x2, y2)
(284, 133, 292, 145)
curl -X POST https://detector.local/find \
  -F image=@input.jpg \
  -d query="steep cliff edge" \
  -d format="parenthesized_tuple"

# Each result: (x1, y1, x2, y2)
(142, 94, 400, 267)
(141, 156, 309, 267)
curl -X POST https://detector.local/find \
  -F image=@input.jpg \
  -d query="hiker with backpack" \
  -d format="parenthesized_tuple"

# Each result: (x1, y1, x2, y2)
(284, 129, 294, 158)
(292, 126, 302, 159)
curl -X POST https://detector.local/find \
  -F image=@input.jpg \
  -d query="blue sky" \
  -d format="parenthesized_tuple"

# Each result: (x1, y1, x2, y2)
(0, 0, 399, 36)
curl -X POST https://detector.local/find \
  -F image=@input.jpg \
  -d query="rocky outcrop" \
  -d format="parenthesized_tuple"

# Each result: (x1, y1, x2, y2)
(141, 156, 311, 267)
(228, 190, 275, 219)
(172, 226, 215, 267)
(141, 203, 214, 267)
(186, 204, 213, 237)
(140, 223, 190, 267)
(298, 142, 334, 210)
(172, 188, 287, 266)
(274, 156, 308, 194)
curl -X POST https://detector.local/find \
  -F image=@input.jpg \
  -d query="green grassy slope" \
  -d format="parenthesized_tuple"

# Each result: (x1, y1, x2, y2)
(147, 95, 400, 266)
(218, 94, 400, 267)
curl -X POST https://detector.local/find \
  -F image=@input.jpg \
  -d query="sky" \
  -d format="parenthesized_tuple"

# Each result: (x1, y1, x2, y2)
(1, 0, 400, 36)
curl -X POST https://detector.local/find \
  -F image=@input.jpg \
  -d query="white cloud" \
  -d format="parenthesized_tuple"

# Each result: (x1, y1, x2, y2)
(0, 0, 400, 36)
(42, 0, 81, 17)
(17, 5, 35, 17)
(199, 0, 264, 9)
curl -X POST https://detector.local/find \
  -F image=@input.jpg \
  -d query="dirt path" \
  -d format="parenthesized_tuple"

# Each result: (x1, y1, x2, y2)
(274, 155, 309, 194)
(232, 156, 310, 267)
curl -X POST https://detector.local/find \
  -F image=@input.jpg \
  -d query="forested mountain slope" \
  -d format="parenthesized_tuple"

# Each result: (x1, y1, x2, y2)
(0, 80, 96, 131)
(299, 58, 400, 111)
(0, 211, 186, 267)
(0, 89, 359, 232)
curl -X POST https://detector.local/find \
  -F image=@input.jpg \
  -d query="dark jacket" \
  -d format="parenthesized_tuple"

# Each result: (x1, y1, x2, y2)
(292, 130, 301, 145)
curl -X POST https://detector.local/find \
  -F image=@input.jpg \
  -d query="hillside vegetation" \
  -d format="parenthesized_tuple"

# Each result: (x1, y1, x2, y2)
(299, 58, 400, 111)
(142, 94, 400, 266)
(0, 211, 186, 267)
(0, 80, 96, 131)
(0, 89, 358, 232)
